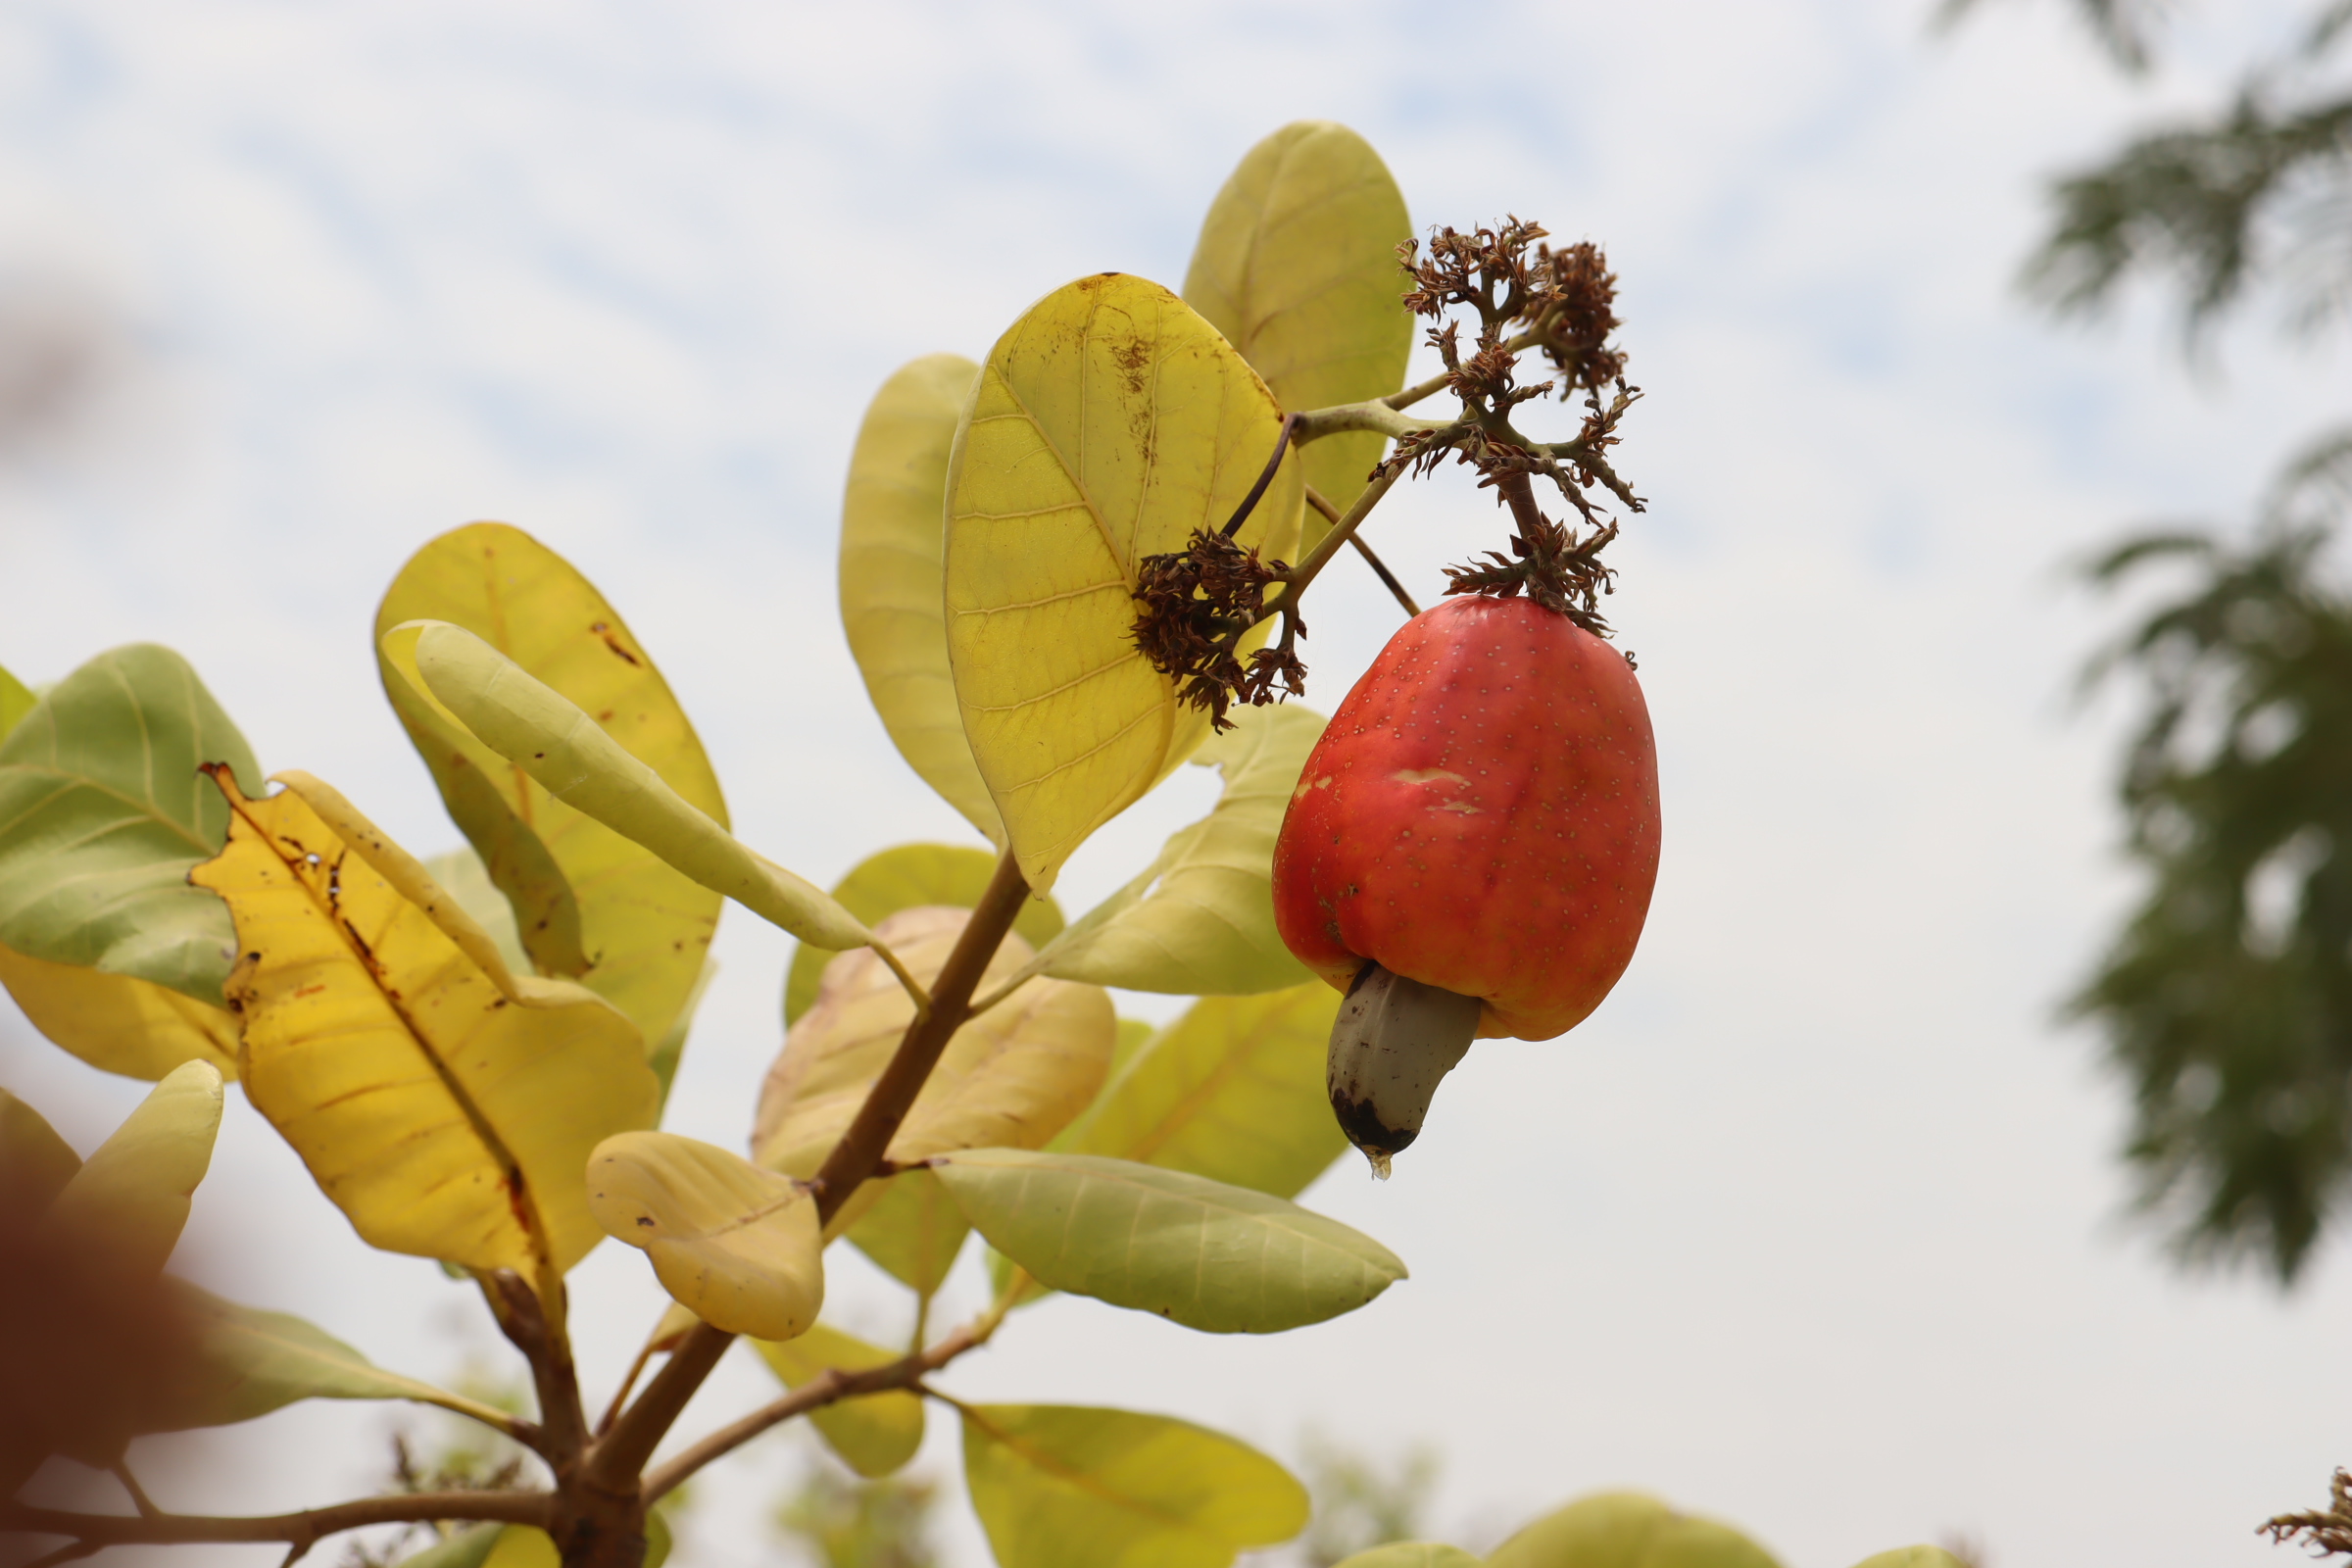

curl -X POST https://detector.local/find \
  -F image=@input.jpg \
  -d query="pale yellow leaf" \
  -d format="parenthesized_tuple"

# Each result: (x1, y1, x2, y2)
(945, 271, 1302, 892)
(842, 355, 1001, 845)
(587, 1130, 823, 1342)
(190, 772, 657, 1277)
(842, 1166, 969, 1298)
(390, 620, 871, 952)
(375, 525, 726, 1051)
(1059, 983, 1346, 1199)
(1184, 122, 1414, 538)
(961, 1402, 1308, 1567)
(784, 841, 1061, 1026)
(754, 907, 1112, 1190)
(752, 1321, 924, 1478)
(1484, 1492, 1784, 1568)
(1035, 703, 1322, 995)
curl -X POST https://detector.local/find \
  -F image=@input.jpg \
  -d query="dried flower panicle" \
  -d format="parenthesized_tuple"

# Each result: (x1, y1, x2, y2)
(1444, 512, 1619, 635)
(1131, 529, 1301, 730)
(2265, 1469, 2352, 1559)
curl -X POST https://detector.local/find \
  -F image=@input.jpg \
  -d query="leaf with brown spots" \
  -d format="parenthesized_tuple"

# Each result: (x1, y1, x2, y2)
(945, 273, 1302, 893)
(374, 523, 726, 1063)
(189, 769, 657, 1282)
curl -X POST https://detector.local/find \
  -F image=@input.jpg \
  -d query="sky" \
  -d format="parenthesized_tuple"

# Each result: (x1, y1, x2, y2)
(3, 3, 2349, 1567)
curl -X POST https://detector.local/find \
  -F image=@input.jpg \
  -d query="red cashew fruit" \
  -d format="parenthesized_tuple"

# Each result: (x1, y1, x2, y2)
(1270, 593, 1660, 1172)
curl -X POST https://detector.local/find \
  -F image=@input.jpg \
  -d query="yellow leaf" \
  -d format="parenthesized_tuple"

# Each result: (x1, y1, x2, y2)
(945, 272, 1302, 892)
(752, 1321, 924, 1478)
(1485, 1492, 1784, 1568)
(754, 907, 1112, 1186)
(0, 939, 239, 1082)
(1059, 984, 1346, 1199)
(1035, 704, 1323, 995)
(1184, 122, 1414, 539)
(389, 621, 871, 953)
(784, 842, 1062, 1027)
(843, 355, 1003, 844)
(586, 1130, 823, 1342)
(374, 523, 727, 1051)
(189, 771, 657, 1278)
(960, 1402, 1308, 1568)
(843, 1166, 969, 1298)
(38, 1060, 222, 1278)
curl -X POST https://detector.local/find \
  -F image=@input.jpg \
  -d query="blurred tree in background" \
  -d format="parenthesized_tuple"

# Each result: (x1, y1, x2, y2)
(1953, 0, 2352, 1282)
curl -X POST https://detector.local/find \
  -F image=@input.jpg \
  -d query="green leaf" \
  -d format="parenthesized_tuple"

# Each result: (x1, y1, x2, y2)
(375, 523, 729, 1051)
(39, 1060, 222, 1277)
(1484, 1493, 1784, 1568)
(842, 355, 1003, 845)
(1331, 1547, 1483, 1568)
(157, 1284, 522, 1432)
(0, 662, 35, 743)
(843, 1167, 969, 1298)
(0, 1085, 81, 1214)
(389, 620, 870, 952)
(945, 271, 1303, 893)
(961, 1402, 1308, 1568)
(1035, 704, 1322, 995)
(1059, 984, 1347, 1199)
(784, 842, 1063, 1026)
(929, 1148, 1402, 1333)
(1183, 122, 1414, 538)
(586, 1130, 825, 1342)
(0, 644, 260, 1003)
(752, 1321, 925, 1478)
(1111, 1016, 1155, 1076)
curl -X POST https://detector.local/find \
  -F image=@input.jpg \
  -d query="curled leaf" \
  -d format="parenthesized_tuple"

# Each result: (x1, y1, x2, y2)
(375, 523, 726, 1049)
(587, 1130, 824, 1342)
(390, 620, 869, 952)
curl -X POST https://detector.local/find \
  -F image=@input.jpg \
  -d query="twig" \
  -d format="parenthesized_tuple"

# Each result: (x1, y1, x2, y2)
(110, 1462, 160, 1520)
(641, 1313, 997, 1502)
(0, 1492, 555, 1549)
(593, 1336, 662, 1440)
(1221, 414, 1298, 538)
(1304, 483, 1421, 616)
(1265, 467, 1405, 618)
(585, 851, 1034, 1491)
(479, 1270, 581, 1468)
(20, 1541, 98, 1568)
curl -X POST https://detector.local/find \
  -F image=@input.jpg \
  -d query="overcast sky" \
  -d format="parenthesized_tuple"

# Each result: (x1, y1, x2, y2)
(4, 4, 2349, 1567)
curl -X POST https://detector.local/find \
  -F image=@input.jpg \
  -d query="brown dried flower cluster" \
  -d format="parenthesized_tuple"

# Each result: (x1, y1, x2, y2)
(2265, 1470, 2352, 1558)
(1444, 512, 1619, 635)
(1131, 529, 1301, 730)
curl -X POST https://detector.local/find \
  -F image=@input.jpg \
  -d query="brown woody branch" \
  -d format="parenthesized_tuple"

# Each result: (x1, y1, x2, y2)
(641, 1311, 999, 1502)
(581, 850, 1034, 1493)
(0, 1491, 554, 1552)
